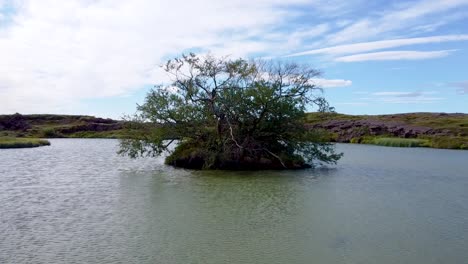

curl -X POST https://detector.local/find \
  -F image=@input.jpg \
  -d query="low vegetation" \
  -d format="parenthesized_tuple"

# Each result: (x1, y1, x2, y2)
(0, 137, 50, 149)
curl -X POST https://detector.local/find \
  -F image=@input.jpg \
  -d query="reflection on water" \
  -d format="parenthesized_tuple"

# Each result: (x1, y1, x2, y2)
(1, 139, 468, 263)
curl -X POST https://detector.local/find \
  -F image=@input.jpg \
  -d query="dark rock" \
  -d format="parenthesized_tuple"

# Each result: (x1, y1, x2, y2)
(310, 117, 440, 142)
(0, 113, 31, 131)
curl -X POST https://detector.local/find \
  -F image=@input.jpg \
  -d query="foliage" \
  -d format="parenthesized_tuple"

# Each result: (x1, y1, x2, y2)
(0, 137, 50, 149)
(41, 127, 62, 138)
(119, 54, 342, 169)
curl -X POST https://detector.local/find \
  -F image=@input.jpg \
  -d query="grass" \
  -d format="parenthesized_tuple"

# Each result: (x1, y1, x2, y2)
(361, 137, 429, 148)
(357, 136, 468, 149)
(427, 136, 468, 150)
(0, 137, 50, 149)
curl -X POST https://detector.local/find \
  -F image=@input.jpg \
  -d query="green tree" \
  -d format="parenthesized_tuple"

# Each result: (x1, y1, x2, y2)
(119, 53, 342, 169)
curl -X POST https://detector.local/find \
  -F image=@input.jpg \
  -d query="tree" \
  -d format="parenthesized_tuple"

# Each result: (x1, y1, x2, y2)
(119, 53, 342, 169)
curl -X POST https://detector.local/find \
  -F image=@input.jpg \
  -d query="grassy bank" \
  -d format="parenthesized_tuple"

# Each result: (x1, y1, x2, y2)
(358, 136, 467, 149)
(359, 137, 429, 148)
(0, 137, 50, 149)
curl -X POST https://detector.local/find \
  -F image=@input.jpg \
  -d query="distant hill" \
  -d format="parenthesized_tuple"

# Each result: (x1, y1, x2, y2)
(306, 112, 468, 149)
(1, 112, 467, 149)
(0, 113, 127, 138)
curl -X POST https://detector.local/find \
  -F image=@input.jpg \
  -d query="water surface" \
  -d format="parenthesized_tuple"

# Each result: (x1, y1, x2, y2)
(1, 139, 467, 263)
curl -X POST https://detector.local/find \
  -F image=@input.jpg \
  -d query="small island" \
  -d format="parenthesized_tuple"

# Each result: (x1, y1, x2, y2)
(119, 54, 342, 170)
(0, 137, 50, 149)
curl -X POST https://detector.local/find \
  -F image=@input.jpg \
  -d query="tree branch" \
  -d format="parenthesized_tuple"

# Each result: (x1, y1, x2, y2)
(263, 148, 286, 168)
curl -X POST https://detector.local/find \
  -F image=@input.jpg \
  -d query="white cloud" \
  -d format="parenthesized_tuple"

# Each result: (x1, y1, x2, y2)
(310, 78, 352, 88)
(287, 35, 468, 57)
(335, 50, 455, 62)
(0, 0, 311, 114)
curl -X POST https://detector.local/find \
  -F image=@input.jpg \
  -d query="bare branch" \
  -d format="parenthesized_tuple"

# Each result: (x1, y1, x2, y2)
(263, 148, 286, 168)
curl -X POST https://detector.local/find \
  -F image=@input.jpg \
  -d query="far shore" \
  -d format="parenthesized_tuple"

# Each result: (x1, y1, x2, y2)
(1, 112, 467, 150)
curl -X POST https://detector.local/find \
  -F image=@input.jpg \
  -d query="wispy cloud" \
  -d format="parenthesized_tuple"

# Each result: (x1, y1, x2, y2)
(366, 90, 444, 104)
(335, 50, 455, 62)
(377, 97, 445, 104)
(310, 78, 352, 88)
(326, 0, 468, 44)
(287, 35, 468, 57)
(450, 81, 468, 94)
(372, 91, 437, 97)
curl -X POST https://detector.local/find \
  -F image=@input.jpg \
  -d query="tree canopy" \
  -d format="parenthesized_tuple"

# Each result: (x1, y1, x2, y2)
(119, 53, 342, 169)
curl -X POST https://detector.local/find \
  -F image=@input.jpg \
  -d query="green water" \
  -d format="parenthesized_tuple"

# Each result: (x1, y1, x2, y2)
(1, 139, 467, 263)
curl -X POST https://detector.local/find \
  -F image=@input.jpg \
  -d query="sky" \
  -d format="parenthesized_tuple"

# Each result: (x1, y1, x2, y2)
(0, 0, 467, 119)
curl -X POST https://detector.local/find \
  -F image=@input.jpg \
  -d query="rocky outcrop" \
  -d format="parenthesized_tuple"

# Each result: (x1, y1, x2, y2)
(56, 122, 123, 134)
(0, 113, 31, 131)
(0, 114, 125, 137)
(308, 117, 458, 143)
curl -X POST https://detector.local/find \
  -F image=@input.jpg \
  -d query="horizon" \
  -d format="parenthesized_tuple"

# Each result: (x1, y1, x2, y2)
(1, 0, 468, 119)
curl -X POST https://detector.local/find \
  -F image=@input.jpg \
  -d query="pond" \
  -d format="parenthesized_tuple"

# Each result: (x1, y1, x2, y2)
(1, 139, 467, 263)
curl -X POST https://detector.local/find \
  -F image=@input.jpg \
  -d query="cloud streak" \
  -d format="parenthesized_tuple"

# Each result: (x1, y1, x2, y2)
(310, 78, 352, 88)
(451, 81, 468, 94)
(366, 90, 444, 104)
(335, 50, 455, 62)
(287, 34, 468, 57)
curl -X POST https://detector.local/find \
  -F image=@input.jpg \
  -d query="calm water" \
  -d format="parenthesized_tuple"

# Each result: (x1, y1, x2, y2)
(1, 139, 467, 264)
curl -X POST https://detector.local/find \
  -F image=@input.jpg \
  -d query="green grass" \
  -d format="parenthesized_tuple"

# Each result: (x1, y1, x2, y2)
(0, 137, 50, 149)
(427, 136, 468, 150)
(362, 137, 429, 148)
(358, 136, 468, 149)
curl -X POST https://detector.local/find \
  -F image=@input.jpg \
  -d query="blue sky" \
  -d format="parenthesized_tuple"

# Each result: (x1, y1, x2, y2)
(0, 0, 467, 119)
